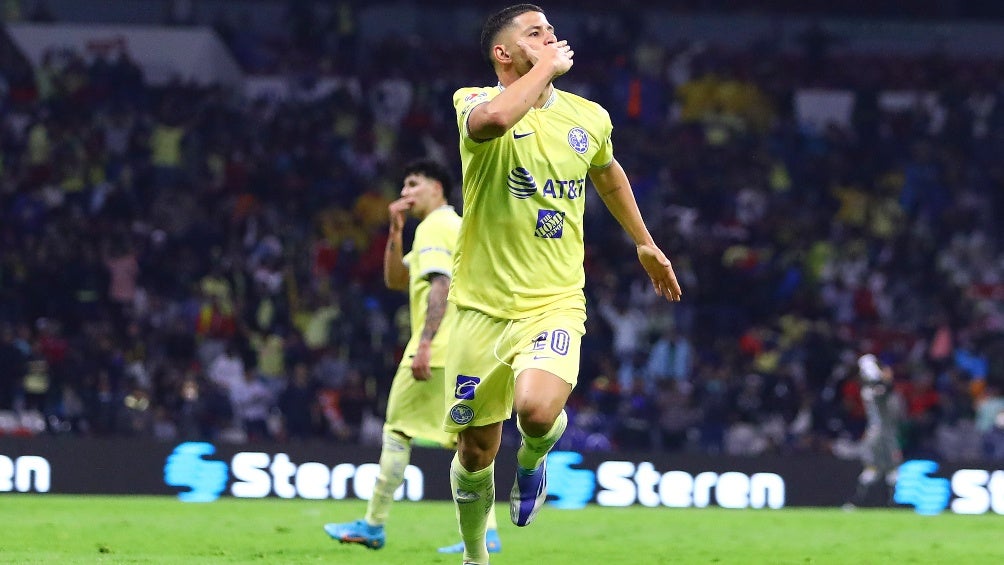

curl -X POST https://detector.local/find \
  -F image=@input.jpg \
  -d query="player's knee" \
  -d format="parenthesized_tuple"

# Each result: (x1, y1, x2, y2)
(457, 431, 499, 471)
(384, 429, 411, 448)
(516, 407, 557, 437)
(457, 443, 493, 471)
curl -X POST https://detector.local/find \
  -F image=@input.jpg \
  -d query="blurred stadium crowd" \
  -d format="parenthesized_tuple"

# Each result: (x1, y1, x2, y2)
(1, 1, 1003, 462)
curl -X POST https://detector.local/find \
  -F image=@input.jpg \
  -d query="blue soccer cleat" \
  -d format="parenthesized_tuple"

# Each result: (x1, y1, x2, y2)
(510, 458, 547, 527)
(323, 519, 385, 550)
(437, 528, 502, 554)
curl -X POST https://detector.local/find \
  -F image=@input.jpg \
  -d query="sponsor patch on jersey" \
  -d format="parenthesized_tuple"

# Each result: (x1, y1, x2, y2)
(450, 404, 475, 425)
(454, 375, 480, 400)
(535, 209, 565, 238)
(568, 127, 589, 154)
(464, 91, 488, 103)
(507, 167, 537, 199)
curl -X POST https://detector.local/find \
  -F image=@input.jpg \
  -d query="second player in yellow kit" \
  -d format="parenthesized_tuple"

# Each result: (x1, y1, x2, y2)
(324, 159, 502, 556)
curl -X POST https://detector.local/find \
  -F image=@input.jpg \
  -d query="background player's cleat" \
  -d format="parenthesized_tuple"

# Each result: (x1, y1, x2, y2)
(437, 528, 502, 554)
(323, 519, 385, 549)
(510, 458, 547, 527)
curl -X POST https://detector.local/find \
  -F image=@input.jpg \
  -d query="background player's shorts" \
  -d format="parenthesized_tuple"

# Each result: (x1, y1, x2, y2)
(385, 365, 457, 448)
(861, 429, 901, 472)
(443, 306, 586, 433)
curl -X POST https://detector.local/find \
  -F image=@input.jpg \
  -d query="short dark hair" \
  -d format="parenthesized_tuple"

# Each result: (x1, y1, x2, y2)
(480, 4, 543, 66)
(402, 158, 454, 202)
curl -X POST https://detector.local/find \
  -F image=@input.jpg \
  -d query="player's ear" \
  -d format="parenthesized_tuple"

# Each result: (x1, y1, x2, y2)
(493, 43, 510, 65)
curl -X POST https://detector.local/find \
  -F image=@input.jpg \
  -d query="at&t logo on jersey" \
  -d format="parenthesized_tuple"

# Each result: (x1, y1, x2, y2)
(508, 167, 537, 199)
(535, 209, 565, 238)
(507, 167, 585, 200)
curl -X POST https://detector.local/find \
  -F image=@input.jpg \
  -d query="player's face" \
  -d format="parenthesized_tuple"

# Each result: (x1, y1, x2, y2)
(505, 11, 557, 73)
(400, 173, 442, 217)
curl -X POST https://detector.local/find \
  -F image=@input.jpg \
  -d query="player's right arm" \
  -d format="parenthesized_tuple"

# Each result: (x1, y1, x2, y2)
(383, 197, 412, 290)
(467, 39, 573, 141)
(410, 272, 449, 381)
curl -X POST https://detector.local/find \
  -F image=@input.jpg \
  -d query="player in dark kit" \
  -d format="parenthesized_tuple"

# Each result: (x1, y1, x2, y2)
(844, 354, 904, 509)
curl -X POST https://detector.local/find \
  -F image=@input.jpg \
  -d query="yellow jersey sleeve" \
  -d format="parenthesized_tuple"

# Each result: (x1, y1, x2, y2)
(454, 86, 497, 151)
(590, 107, 614, 168)
(410, 210, 456, 280)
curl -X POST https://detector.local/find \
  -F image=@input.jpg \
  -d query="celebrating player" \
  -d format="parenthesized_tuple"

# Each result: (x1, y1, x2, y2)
(323, 159, 502, 554)
(444, 5, 682, 564)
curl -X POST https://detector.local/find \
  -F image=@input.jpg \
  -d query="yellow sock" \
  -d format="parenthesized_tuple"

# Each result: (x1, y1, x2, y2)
(516, 409, 567, 470)
(364, 430, 411, 526)
(486, 502, 498, 531)
(451, 454, 494, 564)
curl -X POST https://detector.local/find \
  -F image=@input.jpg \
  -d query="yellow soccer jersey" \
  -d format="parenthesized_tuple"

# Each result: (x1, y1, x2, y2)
(401, 205, 461, 367)
(450, 85, 614, 319)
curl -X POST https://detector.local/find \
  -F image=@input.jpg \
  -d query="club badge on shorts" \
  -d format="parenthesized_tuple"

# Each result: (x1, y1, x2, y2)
(450, 404, 475, 425)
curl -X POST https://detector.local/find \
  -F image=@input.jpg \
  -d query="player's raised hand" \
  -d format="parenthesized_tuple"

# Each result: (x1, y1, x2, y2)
(517, 39, 574, 77)
(388, 197, 413, 234)
(637, 243, 682, 302)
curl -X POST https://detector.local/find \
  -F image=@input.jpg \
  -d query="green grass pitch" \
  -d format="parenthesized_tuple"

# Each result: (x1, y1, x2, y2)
(1, 496, 1001, 564)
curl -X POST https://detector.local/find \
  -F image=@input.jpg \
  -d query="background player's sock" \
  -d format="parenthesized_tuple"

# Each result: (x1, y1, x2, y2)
(486, 501, 498, 531)
(516, 409, 567, 470)
(451, 454, 494, 564)
(364, 430, 411, 526)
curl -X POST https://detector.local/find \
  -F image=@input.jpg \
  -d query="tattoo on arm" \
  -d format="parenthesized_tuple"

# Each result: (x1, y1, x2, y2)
(420, 274, 450, 342)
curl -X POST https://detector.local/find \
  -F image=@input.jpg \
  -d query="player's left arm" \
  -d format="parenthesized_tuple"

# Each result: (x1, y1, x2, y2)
(589, 158, 682, 302)
(411, 272, 450, 381)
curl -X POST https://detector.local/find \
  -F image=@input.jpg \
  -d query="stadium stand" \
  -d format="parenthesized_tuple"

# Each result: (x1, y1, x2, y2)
(1, 1, 1002, 464)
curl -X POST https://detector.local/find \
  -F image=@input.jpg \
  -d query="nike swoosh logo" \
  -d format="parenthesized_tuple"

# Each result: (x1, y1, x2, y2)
(514, 131, 535, 139)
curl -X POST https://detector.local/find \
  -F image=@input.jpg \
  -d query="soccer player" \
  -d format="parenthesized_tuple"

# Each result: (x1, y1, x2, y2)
(444, 5, 682, 564)
(844, 353, 904, 509)
(323, 159, 502, 554)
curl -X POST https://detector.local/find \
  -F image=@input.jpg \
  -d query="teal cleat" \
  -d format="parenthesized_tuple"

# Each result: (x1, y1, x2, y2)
(323, 519, 385, 550)
(437, 528, 502, 554)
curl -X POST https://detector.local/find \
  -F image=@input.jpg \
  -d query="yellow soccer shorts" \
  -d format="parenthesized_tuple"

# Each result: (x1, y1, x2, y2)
(385, 364, 457, 448)
(443, 306, 586, 433)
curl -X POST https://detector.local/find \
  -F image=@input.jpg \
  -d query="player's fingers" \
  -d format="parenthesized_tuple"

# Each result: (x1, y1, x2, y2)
(670, 285, 682, 301)
(651, 278, 664, 298)
(659, 276, 681, 302)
